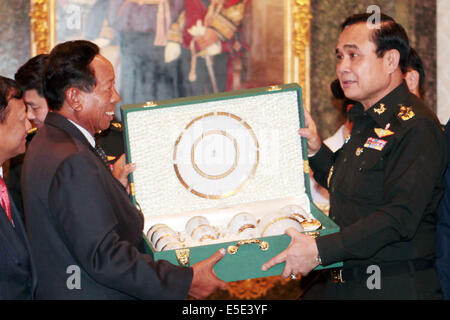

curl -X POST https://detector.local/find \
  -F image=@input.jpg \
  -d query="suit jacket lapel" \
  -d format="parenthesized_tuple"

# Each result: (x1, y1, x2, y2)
(44, 112, 94, 150)
(0, 204, 26, 260)
(10, 199, 38, 293)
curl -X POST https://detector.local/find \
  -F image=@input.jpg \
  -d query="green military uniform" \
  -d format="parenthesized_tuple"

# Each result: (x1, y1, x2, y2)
(95, 120, 125, 164)
(307, 82, 447, 299)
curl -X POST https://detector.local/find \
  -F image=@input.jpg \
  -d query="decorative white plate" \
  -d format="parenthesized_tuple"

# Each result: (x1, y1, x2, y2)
(173, 112, 259, 199)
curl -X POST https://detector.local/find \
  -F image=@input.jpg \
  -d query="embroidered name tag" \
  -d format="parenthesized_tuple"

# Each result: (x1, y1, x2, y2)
(364, 137, 387, 151)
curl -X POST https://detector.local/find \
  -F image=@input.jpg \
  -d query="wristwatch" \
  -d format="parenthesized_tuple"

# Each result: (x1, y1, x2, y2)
(316, 253, 322, 265)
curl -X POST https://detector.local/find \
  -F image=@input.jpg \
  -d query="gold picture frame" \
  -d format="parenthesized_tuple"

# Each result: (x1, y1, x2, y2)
(29, 0, 311, 110)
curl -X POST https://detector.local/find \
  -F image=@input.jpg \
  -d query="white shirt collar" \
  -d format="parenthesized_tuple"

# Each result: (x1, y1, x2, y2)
(68, 119, 96, 148)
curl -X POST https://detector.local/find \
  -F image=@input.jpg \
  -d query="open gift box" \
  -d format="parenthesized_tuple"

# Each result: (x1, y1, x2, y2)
(121, 84, 342, 282)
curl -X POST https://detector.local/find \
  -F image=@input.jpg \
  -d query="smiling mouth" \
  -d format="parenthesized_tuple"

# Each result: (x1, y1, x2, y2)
(105, 111, 114, 116)
(341, 80, 357, 87)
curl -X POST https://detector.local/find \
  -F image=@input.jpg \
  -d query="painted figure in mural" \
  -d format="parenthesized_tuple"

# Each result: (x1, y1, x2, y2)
(104, 0, 185, 105)
(165, 0, 248, 96)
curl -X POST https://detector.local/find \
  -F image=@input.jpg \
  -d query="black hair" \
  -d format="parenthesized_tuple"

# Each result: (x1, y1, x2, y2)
(406, 47, 425, 92)
(341, 13, 410, 73)
(44, 40, 100, 111)
(0, 76, 23, 123)
(15, 54, 49, 97)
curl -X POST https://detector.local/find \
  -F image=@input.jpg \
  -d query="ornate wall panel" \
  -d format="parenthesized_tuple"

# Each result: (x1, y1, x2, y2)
(0, 0, 30, 78)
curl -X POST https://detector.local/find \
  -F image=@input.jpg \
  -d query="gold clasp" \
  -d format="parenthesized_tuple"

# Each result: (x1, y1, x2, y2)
(144, 101, 158, 108)
(304, 231, 320, 239)
(175, 248, 191, 267)
(266, 85, 282, 92)
(227, 239, 269, 255)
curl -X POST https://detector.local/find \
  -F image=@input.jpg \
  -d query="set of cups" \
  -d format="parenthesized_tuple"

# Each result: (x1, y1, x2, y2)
(147, 205, 321, 251)
(147, 224, 183, 251)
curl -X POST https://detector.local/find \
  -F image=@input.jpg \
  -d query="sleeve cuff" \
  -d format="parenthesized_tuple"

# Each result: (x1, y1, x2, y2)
(316, 232, 345, 266)
(309, 144, 334, 174)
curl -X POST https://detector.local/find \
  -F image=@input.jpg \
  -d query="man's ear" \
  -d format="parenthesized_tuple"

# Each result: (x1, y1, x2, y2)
(384, 49, 401, 74)
(404, 69, 420, 94)
(65, 87, 82, 111)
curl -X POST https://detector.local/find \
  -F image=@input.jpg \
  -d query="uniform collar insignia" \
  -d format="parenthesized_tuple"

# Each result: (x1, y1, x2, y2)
(111, 122, 122, 129)
(374, 103, 386, 115)
(397, 105, 415, 121)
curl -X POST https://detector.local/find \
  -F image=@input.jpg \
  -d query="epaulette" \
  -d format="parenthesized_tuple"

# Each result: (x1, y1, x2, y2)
(111, 121, 123, 131)
(26, 127, 38, 141)
(397, 105, 415, 121)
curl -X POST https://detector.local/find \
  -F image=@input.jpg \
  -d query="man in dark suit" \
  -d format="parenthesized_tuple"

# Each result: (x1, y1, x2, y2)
(21, 40, 226, 299)
(0, 76, 36, 299)
(5, 54, 50, 216)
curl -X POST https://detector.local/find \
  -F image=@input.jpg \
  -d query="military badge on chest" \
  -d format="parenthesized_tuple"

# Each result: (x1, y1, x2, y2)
(364, 137, 388, 151)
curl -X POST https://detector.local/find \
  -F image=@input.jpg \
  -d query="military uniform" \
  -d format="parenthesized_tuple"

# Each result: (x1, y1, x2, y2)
(95, 120, 125, 165)
(307, 82, 447, 299)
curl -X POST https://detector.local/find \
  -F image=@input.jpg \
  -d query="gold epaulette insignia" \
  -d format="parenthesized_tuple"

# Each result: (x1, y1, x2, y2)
(111, 122, 122, 129)
(27, 127, 38, 135)
(327, 166, 334, 188)
(374, 103, 386, 115)
(397, 105, 415, 121)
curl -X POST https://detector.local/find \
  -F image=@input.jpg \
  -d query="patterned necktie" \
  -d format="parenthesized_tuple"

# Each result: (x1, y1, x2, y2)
(94, 145, 111, 170)
(0, 177, 13, 225)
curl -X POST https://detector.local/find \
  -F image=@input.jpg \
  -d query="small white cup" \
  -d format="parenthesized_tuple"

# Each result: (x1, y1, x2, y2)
(228, 212, 257, 237)
(151, 226, 178, 249)
(259, 211, 303, 237)
(191, 224, 218, 243)
(147, 223, 169, 243)
(185, 216, 210, 237)
(280, 205, 308, 222)
(156, 235, 182, 251)
(281, 205, 322, 231)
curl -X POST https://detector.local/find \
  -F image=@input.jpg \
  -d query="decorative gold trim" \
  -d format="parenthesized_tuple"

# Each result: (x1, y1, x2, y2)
(175, 248, 191, 267)
(303, 159, 309, 174)
(227, 239, 269, 255)
(191, 130, 239, 180)
(285, 0, 312, 111)
(261, 216, 302, 237)
(304, 231, 320, 238)
(30, 0, 55, 56)
(129, 182, 136, 197)
(173, 112, 259, 200)
(238, 224, 256, 234)
(266, 85, 282, 92)
(144, 101, 158, 108)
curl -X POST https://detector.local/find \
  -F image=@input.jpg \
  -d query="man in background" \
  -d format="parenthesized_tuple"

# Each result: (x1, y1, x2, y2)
(0, 76, 36, 299)
(5, 55, 50, 215)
